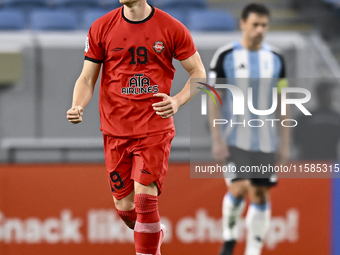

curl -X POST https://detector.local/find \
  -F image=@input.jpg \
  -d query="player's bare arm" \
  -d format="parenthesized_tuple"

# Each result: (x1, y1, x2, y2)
(208, 89, 229, 164)
(66, 60, 101, 124)
(152, 51, 206, 119)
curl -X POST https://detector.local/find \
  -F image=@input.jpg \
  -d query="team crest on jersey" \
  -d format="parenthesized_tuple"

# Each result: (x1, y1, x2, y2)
(153, 41, 164, 53)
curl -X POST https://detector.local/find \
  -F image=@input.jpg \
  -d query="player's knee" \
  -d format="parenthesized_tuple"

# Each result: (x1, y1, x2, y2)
(134, 181, 158, 196)
(250, 186, 270, 204)
(229, 180, 249, 199)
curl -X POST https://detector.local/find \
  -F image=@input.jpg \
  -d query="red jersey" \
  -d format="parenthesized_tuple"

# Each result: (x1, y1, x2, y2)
(84, 5, 197, 138)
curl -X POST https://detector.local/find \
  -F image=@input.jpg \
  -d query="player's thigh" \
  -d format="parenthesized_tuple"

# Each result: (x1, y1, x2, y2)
(131, 129, 175, 196)
(249, 149, 276, 204)
(224, 146, 252, 198)
(227, 179, 250, 199)
(103, 135, 135, 202)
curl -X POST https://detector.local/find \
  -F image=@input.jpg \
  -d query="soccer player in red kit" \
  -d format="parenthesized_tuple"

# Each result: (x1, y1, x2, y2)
(66, 0, 206, 254)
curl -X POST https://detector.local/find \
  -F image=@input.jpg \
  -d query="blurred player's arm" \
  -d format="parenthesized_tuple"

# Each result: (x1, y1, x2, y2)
(66, 60, 101, 124)
(277, 78, 290, 164)
(153, 51, 206, 119)
(208, 89, 229, 164)
(208, 71, 229, 164)
(208, 47, 230, 164)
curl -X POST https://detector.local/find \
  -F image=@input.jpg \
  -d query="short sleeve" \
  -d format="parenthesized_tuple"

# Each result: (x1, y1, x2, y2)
(84, 24, 105, 63)
(172, 22, 197, 61)
(210, 51, 228, 79)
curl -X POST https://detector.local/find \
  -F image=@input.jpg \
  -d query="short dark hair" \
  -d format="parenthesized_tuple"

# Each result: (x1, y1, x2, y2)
(241, 3, 270, 20)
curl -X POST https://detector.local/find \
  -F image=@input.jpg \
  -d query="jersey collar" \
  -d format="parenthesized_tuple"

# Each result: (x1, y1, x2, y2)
(122, 5, 155, 24)
(235, 41, 270, 52)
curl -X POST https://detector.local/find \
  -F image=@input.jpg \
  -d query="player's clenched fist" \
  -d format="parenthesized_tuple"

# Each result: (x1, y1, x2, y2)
(152, 93, 180, 119)
(66, 106, 84, 124)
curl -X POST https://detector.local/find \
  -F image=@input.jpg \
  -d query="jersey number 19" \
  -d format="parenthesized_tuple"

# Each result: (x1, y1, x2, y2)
(129, 47, 148, 65)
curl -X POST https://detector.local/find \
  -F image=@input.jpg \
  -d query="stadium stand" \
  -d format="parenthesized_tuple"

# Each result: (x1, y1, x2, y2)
(159, 0, 206, 9)
(187, 9, 235, 31)
(99, 0, 121, 10)
(51, 0, 100, 23)
(1, 0, 49, 21)
(83, 9, 108, 30)
(30, 9, 78, 30)
(1, 3, 340, 255)
(51, 0, 99, 8)
(0, 0, 323, 32)
(162, 8, 187, 25)
(0, 9, 25, 30)
(2, 0, 47, 8)
(0, 0, 236, 31)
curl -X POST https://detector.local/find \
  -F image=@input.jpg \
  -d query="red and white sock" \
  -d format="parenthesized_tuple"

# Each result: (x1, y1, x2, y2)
(134, 193, 161, 255)
(116, 208, 137, 230)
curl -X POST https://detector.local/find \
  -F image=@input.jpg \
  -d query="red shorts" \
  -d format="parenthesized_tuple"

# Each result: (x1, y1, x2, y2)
(103, 129, 175, 200)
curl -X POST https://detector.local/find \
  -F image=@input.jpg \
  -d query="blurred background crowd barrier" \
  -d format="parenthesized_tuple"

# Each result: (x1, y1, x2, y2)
(0, 164, 332, 255)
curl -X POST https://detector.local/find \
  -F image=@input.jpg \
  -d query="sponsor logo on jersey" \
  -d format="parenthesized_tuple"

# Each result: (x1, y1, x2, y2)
(153, 41, 165, 53)
(121, 74, 159, 95)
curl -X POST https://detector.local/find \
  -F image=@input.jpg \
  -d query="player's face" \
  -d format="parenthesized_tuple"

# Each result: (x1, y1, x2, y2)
(241, 13, 269, 45)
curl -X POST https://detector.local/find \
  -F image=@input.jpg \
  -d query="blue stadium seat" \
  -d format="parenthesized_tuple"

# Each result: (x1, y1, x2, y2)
(100, 0, 121, 10)
(160, 0, 206, 9)
(187, 9, 235, 31)
(147, 0, 157, 7)
(30, 9, 78, 30)
(52, 0, 99, 8)
(163, 8, 187, 25)
(2, 0, 47, 8)
(0, 9, 25, 30)
(83, 9, 108, 30)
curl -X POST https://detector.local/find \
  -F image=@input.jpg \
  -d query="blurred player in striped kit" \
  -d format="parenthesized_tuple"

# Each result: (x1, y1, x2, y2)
(208, 3, 289, 255)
